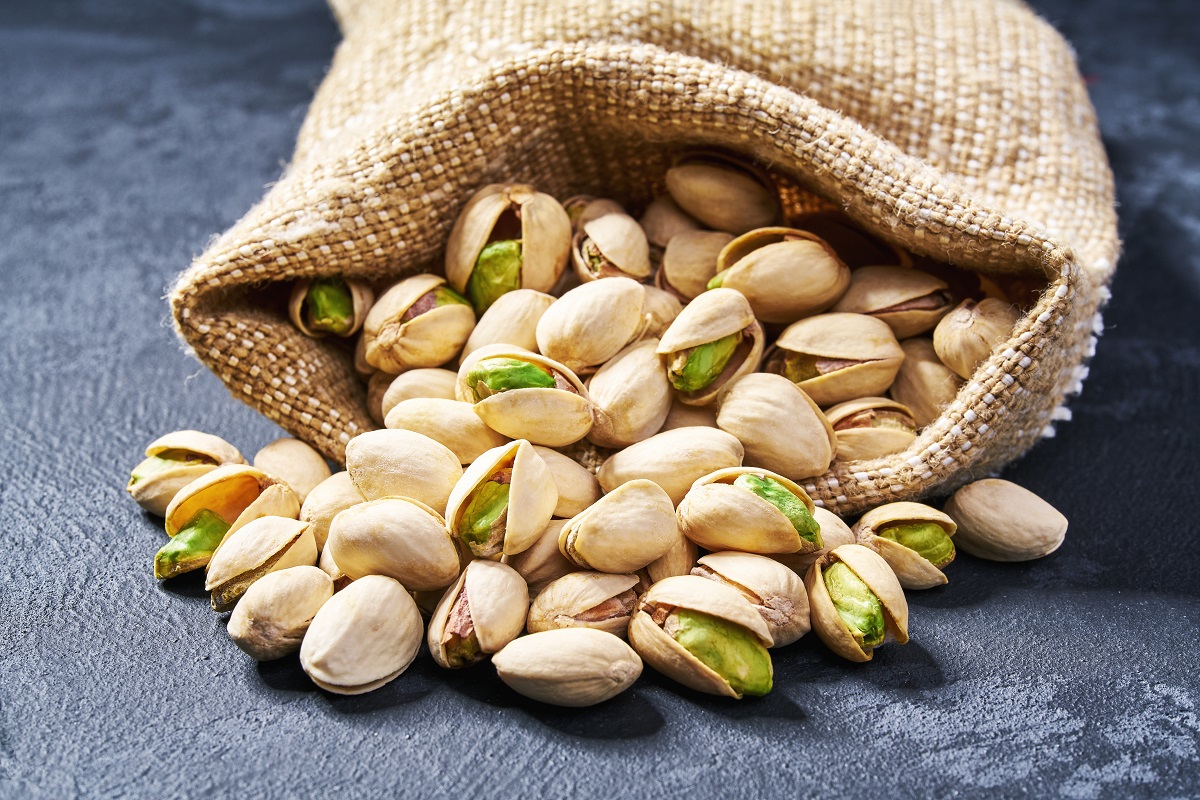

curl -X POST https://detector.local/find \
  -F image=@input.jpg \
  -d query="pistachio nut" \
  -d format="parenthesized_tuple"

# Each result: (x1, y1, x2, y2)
(558, 479, 679, 573)
(318, 542, 352, 591)
(227, 565, 333, 661)
(710, 228, 851, 323)
(586, 339, 673, 448)
(361, 274, 475, 373)
(344, 428, 462, 511)
(527, 447, 601, 518)
(942, 479, 1067, 561)
(385, 397, 510, 465)
(299, 471, 363, 551)
(791, 210, 910, 268)
(825, 397, 919, 462)
(288, 277, 373, 338)
(459, 289, 555, 364)
(128, 430, 244, 517)
(445, 440, 557, 558)
(153, 509, 230, 580)
(656, 230, 734, 301)
(832, 265, 954, 338)
(658, 398, 718, 432)
(456, 345, 594, 447)
(854, 502, 957, 590)
(527, 572, 640, 637)
(888, 337, 963, 428)
(765, 312, 905, 406)
(715, 373, 836, 481)
(638, 195, 701, 249)
(645, 532, 698, 584)
(252, 437, 331, 503)
(693, 552, 810, 647)
(325, 497, 461, 591)
(629, 574, 773, 698)
(427, 559, 529, 669)
(677, 466, 822, 555)
(640, 285, 683, 338)
(664, 152, 780, 235)
(444, 183, 572, 313)
(492, 628, 643, 707)
(299, 574, 423, 694)
(596, 426, 743, 506)
(769, 506, 856, 573)
(932, 298, 1021, 379)
(535, 278, 649, 374)
(805, 543, 908, 662)
(205, 516, 318, 612)
(572, 213, 652, 283)
(379, 368, 460, 421)
(564, 195, 626, 231)
(502, 519, 576, 596)
(657, 288, 764, 405)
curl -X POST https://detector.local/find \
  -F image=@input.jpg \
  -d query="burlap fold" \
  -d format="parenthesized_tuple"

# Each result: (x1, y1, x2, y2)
(171, 0, 1117, 515)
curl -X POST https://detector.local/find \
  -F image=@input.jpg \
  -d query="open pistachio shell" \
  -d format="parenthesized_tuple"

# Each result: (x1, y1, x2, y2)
(767, 312, 905, 406)
(299, 471, 363, 552)
(596, 426, 743, 506)
(572, 213, 652, 282)
(385, 397, 510, 464)
(502, 519, 576, 597)
(445, 440, 557, 558)
(558, 479, 679, 573)
(641, 285, 684, 338)
(493, 628, 643, 707)
(665, 152, 780, 235)
(427, 559, 529, 669)
(854, 502, 957, 589)
(252, 438, 331, 504)
(529, 447, 601, 518)
(715, 373, 836, 481)
(713, 228, 851, 323)
(942, 479, 1067, 562)
(586, 339, 673, 448)
(288, 278, 373, 338)
(344, 429, 463, 511)
(362, 274, 475, 373)
(825, 397, 919, 462)
(535, 278, 649, 374)
(638, 195, 702, 249)
(656, 288, 764, 406)
(659, 398, 718, 432)
(564, 196, 626, 231)
(694, 552, 810, 648)
(216, 482, 302, 550)
(770, 507, 856, 573)
(459, 289, 556, 364)
(806, 544, 908, 662)
(128, 430, 245, 517)
(657, 230, 734, 301)
(645, 535, 698, 584)
(527, 572, 640, 637)
(205, 516, 318, 612)
(379, 368, 460, 420)
(677, 466, 821, 555)
(889, 338, 963, 428)
(326, 497, 461, 592)
(933, 298, 1021, 379)
(227, 565, 333, 661)
(164, 464, 287, 539)
(832, 265, 954, 338)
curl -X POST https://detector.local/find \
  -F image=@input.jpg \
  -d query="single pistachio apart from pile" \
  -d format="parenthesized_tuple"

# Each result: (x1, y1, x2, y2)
(889, 337, 964, 428)
(629, 574, 774, 698)
(586, 338, 673, 448)
(445, 183, 572, 314)
(770, 507, 856, 573)
(299, 575, 423, 695)
(933, 298, 1022, 379)
(571, 212, 652, 283)
(128, 430, 244, 517)
(563, 195, 626, 231)
(379, 368, 460, 421)
(459, 289, 555, 365)
(530, 446, 601, 518)
(659, 397, 718, 432)
(252, 438, 331, 503)
(205, 516, 318, 612)
(677, 467, 823, 555)
(299, 471, 363, 551)
(344, 428, 463, 511)
(385, 397, 510, 465)
(427, 559, 529, 669)
(790, 211, 910, 269)
(638, 195, 701, 250)
(640, 285, 684, 338)
(831, 266, 954, 339)
(657, 287, 764, 406)
(227, 565, 333, 661)
(288, 277, 373, 338)
(765, 312, 905, 407)
(805, 543, 909, 662)
(709, 228, 851, 324)
(665, 152, 780, 235)
(715, 373, 836, 481)
(502, 519, 575, 597)
(693, 552, 810, 647)
(656, 230, 733, 301)
(361, 274, 475, 373)
(854, 502, 957, 590)
(325, 497, 461, 591)
(943, 479, 1067, 561)
(596, 426, 744, 506)
(558, 479, 679, 574)
(535, 277, 650, 374)
(493, 628, 643, 707)
(527, 572, 640, 637)
(825, 397, 919, 462)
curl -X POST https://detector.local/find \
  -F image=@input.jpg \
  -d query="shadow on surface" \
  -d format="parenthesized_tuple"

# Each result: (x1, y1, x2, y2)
(158, 569, 209, 600)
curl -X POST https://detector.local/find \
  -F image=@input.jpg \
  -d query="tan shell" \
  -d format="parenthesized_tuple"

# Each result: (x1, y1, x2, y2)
(640, 285, 684, 338)
(572, 213, 652, 282)
(459, 289, 556, 364)
(535, 278, 649, 374)
(832, 265, 953, 338)
(715, 373, 836, 481)
(299, 575, 423, 694)
(326, 497, 461, 591)
(445, 440, 558, 557)
(530, 447, 601, 518)
(164, 464, 287, 537)
(943, 479, 1068, 562)
(558, 479, 679, 573)
(677, 466, 820, 554)
(771, 312, 905, 406)
(657, 288, 764, 406)
(502, 519, 576, 596)
(769, 506, 856, 573)
(638, 195, 701, 249)
(344, 429, 463, 511)
(596, 426, 743, 506)
(227, 565, 333, 661)
(352, 333, 374, 379)
(288, 278, 373, 339)
(379, 368, 460, 420)
(492, 628, 643, 707)
(805, 544, 909, 662)
(128, 430, 245, 516)
(586, 339, 673, 448)
(218, 482, 302, 547)
(528, 572, 640, 637)
(694, 552, 810, 647)
(204, 516, 318, 612)
(252, 438, 331, 504)
(362, 274, 475, 373)
(932, 298, 1021, 379)
(825, 397, 919, 462)
(659, 398, 718, 432)
(645, 535, 698, 584)
(427, 559, 529, 668)
(658, 230, 733, 300)
(318, 543, 350, 590)
(854, 501, 957, 589)
(715, 228, 851, 323)
(664, 153, 780, 235)
(564, 195, 626, 231)
(299, 471, 363, 551)
(385, 397, 510, 464)
(889, 338, 963, 428)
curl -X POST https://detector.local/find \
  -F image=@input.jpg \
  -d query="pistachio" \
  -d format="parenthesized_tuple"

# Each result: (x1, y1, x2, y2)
(586, 339, 673, 448)
(385, 397, 510, 464)
(942, 479, 1067, 561)
(299, 471, 363, 551)
(318, 543, 351, 591)
(645, 535, 698, 584)
(205, 516, 318, 612)
(825, 397, 918, 462)
(379, 368, 460, 421)
(128, 430, 244, 517)
(492, 628, 643, 707)
(769, 507, 856, 573)
(288, 277, 373, 338)
(832, 265, 954, 338)
(528, 447, 601, 518)
(153, 509, 229, 580)
(657, 230, 733, 301)
(823, 562, 885, 649)
(715, 373, 836, 481)
(791, 211, 910, 268)
(227, 566, 333, 661)
(502, 519, 576, 596)
(932, 298, 1021, 379)
(252, 438, 331, 503)
(693, 552, 810, 647)
(658, 398, 718, 432)
(665, 152, 780, 235)
(344, 429, 463, 511)
(445, 440, 557, 558)
(427, 560, 529, 669)
(888, 337, 963, 428)
(563, 195, 626, 231)
(528, 572, 640, 637)
(535, 278, 649, 374)
(854, 501, 957, 589)
(572, 213, 652, 283)
(765, 312, 905, 406)
(596, 426, 744, 506)
(299, 575, 423, 694)
(558, 479, 679, 573)
(677, 466, 821, 554)
(325, 497, 461, 591)
(657, 288, 764, 405)
(640, 285, 684, 338)
(805, 543, 908, 662)
(459, 289, 556, 364)
(361, 274, 475, 373)
(638, 195, 701, 249)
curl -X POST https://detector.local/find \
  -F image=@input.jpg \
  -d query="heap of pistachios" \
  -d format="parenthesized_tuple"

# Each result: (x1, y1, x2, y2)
(130, 152, 1069, 706)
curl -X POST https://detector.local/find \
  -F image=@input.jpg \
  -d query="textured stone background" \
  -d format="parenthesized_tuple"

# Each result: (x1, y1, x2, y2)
(2, 1, 1198, 797)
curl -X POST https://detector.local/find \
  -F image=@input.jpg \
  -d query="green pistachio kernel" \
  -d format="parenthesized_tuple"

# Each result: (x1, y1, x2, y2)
(467, 240, 523, 314)
(464, 357, 556, 402)
(667, 332, 740, 393)
(153, 509, 230, 580)
(777, 352, 822, 383)
(444, 633, 483, 669)
(823, 562, 885, 649)
(732, 474, 822, 546)
(433, 285, 471, 307)
(304, 278, 355, 335)
(706, 269, 730, 290)
(127, 450, 210, 488)
(457, 470, 512, 557)
(667, 609, 773, 697)
(878, 522, 956, 568)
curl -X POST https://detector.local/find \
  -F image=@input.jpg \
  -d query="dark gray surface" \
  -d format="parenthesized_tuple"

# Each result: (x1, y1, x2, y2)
(2, 1, 1198, 798)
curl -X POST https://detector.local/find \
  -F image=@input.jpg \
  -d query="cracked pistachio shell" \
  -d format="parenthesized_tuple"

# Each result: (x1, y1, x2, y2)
(164, 464, 293, 541)
(714, 228, 851, 323)
(657, 288, 764, 406)
(659, 398, 718, 432)
(638, 195, 701, 249)
(629, 574, 773, 698)
(362, 274, 475, 373)
(528, 446, 601, 518)
(558, 479, 679, 573)
(385, 398, 510, 465)
(572, 213, 652, 282)
(528, 572, 640, 637)
(535, 278, 649, 374)
(300, 471, 363, 551)
(825, 397, 919, 462)
(503, 519, 575, 596)
(564, 195, 626, 231)
(288, 278, 373, 338)
(318, 542, 351, 590)
(832, 265, 954, 338)
(344, 429, 462, 510)
(694, 552, 810, 647)
(790, 211, 911, 269)
(889, 338, 963, 428)
(253, 438, 331, 504)
(645, 534, 698, 584)
(300, 575, 422, 694)
(326, 497, 461, 591)
(586, 339, 673, 448)
(493, 627, 643, 707)
(641, 285, 683, 338)
(459, 289, 556, 364)
(933, 298, 1021, 379)
(942, 479, 1067, 562)
(805, 544, 908, 662)
(228, 566, 333, 661)
(379, 368, 460, 421)
(657, 230, 733, 301)
(677, 466, 820, 555)
(596, 426, 743, 506)
(445, 440, 557, 558)
(715, 373, 836, 481)
(128, 430, 245, 516)
(427, 559, 529, 668)
(665, 152, 780, 235)
(854, 501, 957, 589)
(770, 507, 856, 573)
(205, 516, 318, 612)
(768, 312, 905, 406)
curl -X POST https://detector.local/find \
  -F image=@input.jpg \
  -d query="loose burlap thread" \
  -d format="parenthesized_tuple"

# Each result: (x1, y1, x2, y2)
(170, 0, 1118, 515)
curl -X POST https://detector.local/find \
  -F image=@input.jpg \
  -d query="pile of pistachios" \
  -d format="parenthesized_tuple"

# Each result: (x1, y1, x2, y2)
(129, 152, 1070, 705)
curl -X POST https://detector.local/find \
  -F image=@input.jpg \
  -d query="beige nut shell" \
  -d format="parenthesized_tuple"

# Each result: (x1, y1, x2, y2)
(638, 195, 701, 249)
(772, 312, 905, 406)
(805, 543, 909, 662)
(129, 428, 244, 517)
(694, 551, 810, 647)
(645, 535, 699, 584)
(596, 426, 744, 506)
(527, 572, 640, 637)
(664, 154, 780, 235)
(572, 213, 652, 282)
(558, 479, 679, 573)
(362, 273, 475, 373)
(460, 289, 555, 364)
(502, 519, 575, 597)
(530, 447, 601, 519)
(831, 265, 952, 339)
(715, 228, 851, 324)
(427, 559, 529, 668)
(326, 497, 461, 591)
(658, 230, 733, 300)
(659, 398, 718, 432)
(228, 565, 333, 661)
(164, 464, 287, 537)
(253, 437, 331, 504)
(379, 368, 460, 420)
(854, 501, 957, 590)
(657, 288, 764, 406)
(677, 466, 820, 555)
(716, 373, 836, 481)
(288, 278, 373, 339)
(825, 397, 918, 463)
(344, 428, 463, 511)
(493, 628, 643, 707)
(586, 338, 673, 448)
(932, 298, 1021, 379)
(205, 516, 318, 612)
(535, 277, 649, 374)
(889, 338, 963, 428)
(943, 479, 1067, 561)
(641, 285, 684, 338)
(385, 397, 510, 465)
(299, 471, 363, 551)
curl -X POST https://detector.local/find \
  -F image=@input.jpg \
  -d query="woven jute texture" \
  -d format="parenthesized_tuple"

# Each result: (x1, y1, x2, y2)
(170, 0, 1118, 515)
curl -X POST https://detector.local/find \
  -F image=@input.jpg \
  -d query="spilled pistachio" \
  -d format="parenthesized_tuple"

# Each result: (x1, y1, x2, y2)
(667, 609, 773, 697)
(153, 509, 229, 580)
(492, 628, 643, 707)
(677, 467, 820, 555)
(823, 562, 885, 650)
(805, 544, 908, 662)
(667, 332, 740, 393)
(853, 502, 958, 590)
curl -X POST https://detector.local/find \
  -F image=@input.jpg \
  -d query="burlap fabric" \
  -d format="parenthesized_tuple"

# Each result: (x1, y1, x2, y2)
(170, 0, 1118, 515)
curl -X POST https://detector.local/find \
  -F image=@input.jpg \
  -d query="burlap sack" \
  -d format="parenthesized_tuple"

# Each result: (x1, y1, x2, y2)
(170, 0, 1117, 515)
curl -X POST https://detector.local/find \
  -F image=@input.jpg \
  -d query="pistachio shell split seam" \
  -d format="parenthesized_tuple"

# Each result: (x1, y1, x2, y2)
(128, 430, 244, 517)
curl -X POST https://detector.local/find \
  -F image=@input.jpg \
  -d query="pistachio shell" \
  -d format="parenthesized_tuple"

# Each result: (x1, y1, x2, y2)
(445, 440, 557, 558)
(228, 566, 333, 661)
(677, 466, 820, 554)
(493, 628, 643, 707)
(658, 230, 734, 300)
(218, 482, 302, 546)
(528, 572, 640, 637)
(385, 397, 510, 464)
(694, 552, 810, 647)
(586, 339, 673, 448)
(502, 519, 576, 596)
(164, 464, 282, 537)
(942, 479, 1067, 562)
(645, 535, 698, 584)
(889, 338, 963, 428)
(657, 288, 764, 405)
(854, 501, 957, 589)
(344, 429, 463, 510)
(770, 507, 856, 573)
(832, 265, 953, 338)
(805, 544, 908, 662)
(932, 298, 1021, 379)
(564, 196, 626, 231)
(825, 397, 919, 462)
(299, 471, 363, 551)
(638, 195, 701, 249)
(326, 497, 461, 592)
(379, 368, 460, 420)
(558, 479, 679, 573)
(318, 543, 350, 590)
(640, 285, 684, 338)
(362, 274, 475, 373)
(596, 426, 743, 506)
(529, 447, 601, 518)
(572, 213, 652, 282)
(715, 373, 836, 481)
(129, 431, 242, 517)
(427, 559, 529, 668)
(535, 278, 649, 374)
(714, 228, 851, 323)
(144, 430, 244, 464)
(665, 153, 780, 234)
(459, 289, 556, 364)
(769, 312, 905, 406)
(205, 516, 318, 612)
(658, 398, 718, 432)
(288, 278, 373, 338)
(352, 333, 374, 379)
(252, 438, 331, 504)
